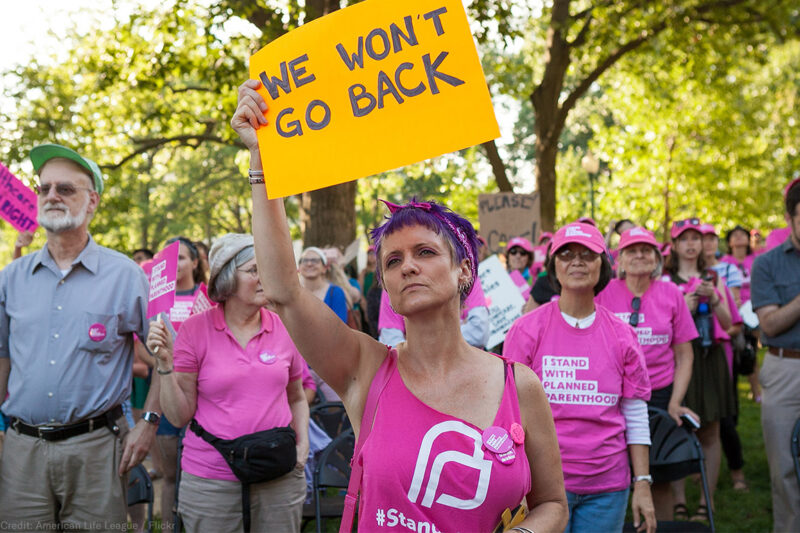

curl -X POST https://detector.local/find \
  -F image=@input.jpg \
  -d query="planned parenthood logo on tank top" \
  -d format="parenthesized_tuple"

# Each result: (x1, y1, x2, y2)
(540, 355, 619, 406)
(407, 420, 492, 510)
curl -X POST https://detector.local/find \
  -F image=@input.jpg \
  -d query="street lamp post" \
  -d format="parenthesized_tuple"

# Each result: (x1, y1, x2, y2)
(581, 151, 600, 220)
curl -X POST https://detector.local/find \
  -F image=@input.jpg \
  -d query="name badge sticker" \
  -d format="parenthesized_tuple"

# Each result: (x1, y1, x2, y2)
(259, 352, 277, 365)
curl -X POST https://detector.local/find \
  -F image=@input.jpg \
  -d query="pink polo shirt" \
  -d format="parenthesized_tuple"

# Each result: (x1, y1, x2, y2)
(504, 302, 651, 494)
(596, 279, 698, 389)
(173, 306, 304, 481)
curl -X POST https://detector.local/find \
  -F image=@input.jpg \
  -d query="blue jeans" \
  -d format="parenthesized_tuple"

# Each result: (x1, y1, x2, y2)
(565, 487, 630, 533)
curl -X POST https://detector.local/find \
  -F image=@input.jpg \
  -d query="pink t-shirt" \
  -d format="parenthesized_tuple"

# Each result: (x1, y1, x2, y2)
(504, 302, 651, 494)
(359, 351, 530, 532)
(596, 279, 698, 390)
(378, 280, 488, 332)
(173, 306, 304, 481)
(719, 254, 755, 303)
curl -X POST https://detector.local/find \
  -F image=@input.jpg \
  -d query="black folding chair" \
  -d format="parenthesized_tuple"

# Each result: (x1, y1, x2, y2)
(624, 407, 714, 532)
(127, 463, 154, 533)
(309, 402, 351, 439)
(310, 429, 355, 533)
(792, 417, 800, 491)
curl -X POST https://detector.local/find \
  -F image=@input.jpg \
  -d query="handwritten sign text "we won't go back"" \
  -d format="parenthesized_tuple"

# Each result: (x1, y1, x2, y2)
(249, 0, 500, 198)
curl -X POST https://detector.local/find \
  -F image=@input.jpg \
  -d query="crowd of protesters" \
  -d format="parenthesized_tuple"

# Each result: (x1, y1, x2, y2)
(0, 80, 797, 533)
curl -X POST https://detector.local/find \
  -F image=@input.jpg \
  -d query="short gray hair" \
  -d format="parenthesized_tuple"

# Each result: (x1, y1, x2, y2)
(208, 245, 255, 303)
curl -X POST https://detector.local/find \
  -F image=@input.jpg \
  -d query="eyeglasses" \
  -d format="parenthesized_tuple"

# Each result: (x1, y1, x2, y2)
(237, 265, 259, 278)
(672, 218, 701, 229)
(630, 296, 641, 327)
(555, 248, 599, 263)
(299, 257, 322, 266)
(35, 183, 94, 197)
(508, 248, 529, 256)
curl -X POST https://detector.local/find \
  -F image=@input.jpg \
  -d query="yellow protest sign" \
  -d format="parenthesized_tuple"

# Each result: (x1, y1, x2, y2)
(249, 0, 500, 198)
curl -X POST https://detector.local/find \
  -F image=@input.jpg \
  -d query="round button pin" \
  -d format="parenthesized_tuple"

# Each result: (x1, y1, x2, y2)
(259, 353, 277, 365)
(88, 323, 106, 342)
(482, 426, 513, 454)
(496, 447, 516, 465)
(510, 422, 525, 445)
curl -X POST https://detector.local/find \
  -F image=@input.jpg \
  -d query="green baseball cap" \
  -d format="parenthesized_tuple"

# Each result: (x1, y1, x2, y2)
(30, 143, 104, 195)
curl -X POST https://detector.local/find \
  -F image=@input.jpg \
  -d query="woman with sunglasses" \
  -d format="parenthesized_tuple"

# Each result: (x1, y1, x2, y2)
(230, 79, 568, 532)
(595, 227, 698, 520)
(664, 218, 734, 523)
(506, 223, 656, 533)
(505, 236, 536, 282)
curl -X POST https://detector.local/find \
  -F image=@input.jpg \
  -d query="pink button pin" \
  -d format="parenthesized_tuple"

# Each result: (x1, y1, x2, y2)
(510, 422, 525, 445)
(497, 447, 516, 465)
(259, 353, 277, 365)
(88, 323, 106, 342)
(482, 426, 513, 454)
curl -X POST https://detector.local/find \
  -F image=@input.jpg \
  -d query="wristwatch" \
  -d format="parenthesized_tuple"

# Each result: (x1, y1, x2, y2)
(632, 474, 653, 485)
(142, 411, 161, 426)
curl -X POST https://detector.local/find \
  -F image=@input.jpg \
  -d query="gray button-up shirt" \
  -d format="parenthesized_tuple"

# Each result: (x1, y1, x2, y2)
(0, 236, 148, 425)
(751, 236, 800, 350)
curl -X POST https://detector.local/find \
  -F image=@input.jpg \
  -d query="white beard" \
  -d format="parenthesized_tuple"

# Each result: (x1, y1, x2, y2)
(38, 197, 89, 233)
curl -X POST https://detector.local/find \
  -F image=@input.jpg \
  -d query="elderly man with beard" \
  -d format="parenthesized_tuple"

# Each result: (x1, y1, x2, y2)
(0, 144, 160, 529)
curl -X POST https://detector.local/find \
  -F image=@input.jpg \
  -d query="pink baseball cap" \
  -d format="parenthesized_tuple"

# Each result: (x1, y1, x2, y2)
(699, 223, 717, 236)
(670, 218, 702, 239)
(550, 223, 605, 255)
(538, 232, 553, 244)
(505, 237, 534, 254)
(618, 227, 659, 250)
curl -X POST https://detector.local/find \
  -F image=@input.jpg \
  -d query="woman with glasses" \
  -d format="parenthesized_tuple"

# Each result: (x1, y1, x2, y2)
(146, 233, 309, 531)
(231, 79, 569, 533)
(505, 236, 536, 282)
(506, 222, 656, 533)
(595, 227, 698, 520)
(297, 246, 348, 323)
(664, 219, 734, 523)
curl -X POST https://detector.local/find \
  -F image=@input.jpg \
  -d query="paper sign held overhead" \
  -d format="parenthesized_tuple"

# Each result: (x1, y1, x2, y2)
(0, 163, 38, 233)
(249, 0, 500, 198)
(147, 241, 180, 319)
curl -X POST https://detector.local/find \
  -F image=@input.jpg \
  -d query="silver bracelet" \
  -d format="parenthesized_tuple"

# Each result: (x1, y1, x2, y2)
(510, 527, 535, 533)
(156, 366, 173, 375)
(248, 169, 265, 185)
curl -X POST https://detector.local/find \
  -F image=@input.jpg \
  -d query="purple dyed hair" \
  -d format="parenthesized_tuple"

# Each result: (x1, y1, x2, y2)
(369, 199, 480, 302)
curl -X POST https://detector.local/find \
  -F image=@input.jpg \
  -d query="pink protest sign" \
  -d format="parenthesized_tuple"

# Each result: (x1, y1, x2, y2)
(146, 241, 180, 319)
(0, 163, 38, 233)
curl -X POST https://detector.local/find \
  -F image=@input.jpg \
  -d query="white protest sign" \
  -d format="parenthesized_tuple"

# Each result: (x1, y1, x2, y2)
(479, 255, 525, 349)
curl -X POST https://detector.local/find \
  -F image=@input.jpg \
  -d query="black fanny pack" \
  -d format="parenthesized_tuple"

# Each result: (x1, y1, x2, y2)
(189, 419, 296, 484)
(189, 419, 297, 533)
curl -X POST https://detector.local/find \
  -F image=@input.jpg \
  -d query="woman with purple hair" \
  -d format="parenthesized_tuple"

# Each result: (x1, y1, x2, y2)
(231, 79, 568, 532)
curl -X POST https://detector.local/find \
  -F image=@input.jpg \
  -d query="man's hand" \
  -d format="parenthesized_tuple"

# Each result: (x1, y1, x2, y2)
(118, 419, 157, 476)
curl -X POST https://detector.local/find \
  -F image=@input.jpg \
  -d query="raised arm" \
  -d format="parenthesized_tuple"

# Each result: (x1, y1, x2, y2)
(231, 80, 384, 419)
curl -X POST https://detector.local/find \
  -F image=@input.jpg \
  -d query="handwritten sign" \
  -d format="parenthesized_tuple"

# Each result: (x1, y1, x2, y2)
(478, 193, 540, 256)
(0, 163, 38, 233)
(249, 0, 499, 198)
(478, 255, 525, 349)
(146, 241, 179, 319)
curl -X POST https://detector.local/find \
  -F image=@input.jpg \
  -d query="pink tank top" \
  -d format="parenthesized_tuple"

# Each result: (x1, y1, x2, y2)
(357, 350, 531, 532)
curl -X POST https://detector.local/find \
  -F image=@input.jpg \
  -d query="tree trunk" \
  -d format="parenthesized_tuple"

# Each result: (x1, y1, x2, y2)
(300, 182, 356, 248)
(481, 140, 514, 192)
(295, 0, 352, 249)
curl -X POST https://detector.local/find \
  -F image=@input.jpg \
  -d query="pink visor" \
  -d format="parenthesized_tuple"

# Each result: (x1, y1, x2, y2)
(699, 223, 717, 236)
(505, 236, 534, 254)
(618, 227, 659, 250)
(551, 223, 605, 255)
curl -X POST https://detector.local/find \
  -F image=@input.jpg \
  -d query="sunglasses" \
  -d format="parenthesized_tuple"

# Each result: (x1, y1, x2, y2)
(630, 296, 641, 327)
(35, 183, 94, 197)
(299, 257, 322, 266)
(508, 248, 530, 256)
(672, 218, 701, 229)
(555, 248, 599, 263)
